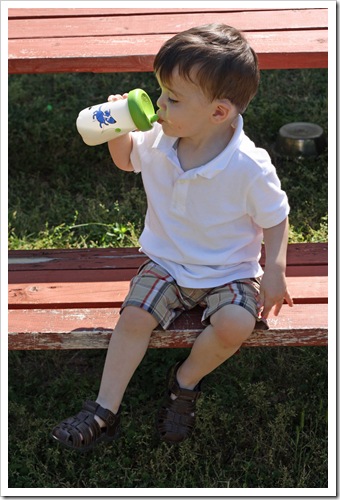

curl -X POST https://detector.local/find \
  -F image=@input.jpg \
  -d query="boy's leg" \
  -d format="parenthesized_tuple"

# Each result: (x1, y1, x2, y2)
(51, 305, 158, 450)
(95, 305, 158, 416)
(176, 304, 255, 390)
(157, 285, 257, 443)
(52, 260, 182, 449)
(95, 260, 180, 416)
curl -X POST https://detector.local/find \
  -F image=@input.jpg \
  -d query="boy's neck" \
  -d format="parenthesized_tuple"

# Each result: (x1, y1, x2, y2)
(177, 123, 235, 172)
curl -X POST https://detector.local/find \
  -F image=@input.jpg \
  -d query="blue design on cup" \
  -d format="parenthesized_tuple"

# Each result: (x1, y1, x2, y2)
(93, 106, 117, 128)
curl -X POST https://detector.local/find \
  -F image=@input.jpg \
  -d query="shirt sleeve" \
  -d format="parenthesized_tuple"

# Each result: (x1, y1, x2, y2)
(130, 123, 163, 173)
(246, 166, 290, 229)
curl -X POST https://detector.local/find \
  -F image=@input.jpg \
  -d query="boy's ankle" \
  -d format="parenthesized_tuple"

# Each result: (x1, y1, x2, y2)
(176, 365, 201, 391)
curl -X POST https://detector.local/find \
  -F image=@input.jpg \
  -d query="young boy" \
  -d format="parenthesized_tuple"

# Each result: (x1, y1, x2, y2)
(52, 23, 293, 451)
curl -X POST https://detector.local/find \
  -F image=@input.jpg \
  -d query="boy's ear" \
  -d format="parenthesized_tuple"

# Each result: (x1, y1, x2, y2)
(211, 99, 234, 123)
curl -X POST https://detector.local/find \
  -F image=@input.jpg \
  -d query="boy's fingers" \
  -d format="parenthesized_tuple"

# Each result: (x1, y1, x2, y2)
(285, 290, 294, 307)
(261, 304, 272, 320)
(258, 289, 293, 319)
(258, 294, 272, 320)
(273, 300, 284, 317)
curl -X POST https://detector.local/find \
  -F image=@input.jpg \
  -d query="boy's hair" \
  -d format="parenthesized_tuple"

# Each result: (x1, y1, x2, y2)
(154, 23, 260, 114)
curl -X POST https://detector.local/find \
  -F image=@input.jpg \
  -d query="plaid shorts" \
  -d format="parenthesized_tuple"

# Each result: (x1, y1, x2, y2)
(121, 260, 268, 330)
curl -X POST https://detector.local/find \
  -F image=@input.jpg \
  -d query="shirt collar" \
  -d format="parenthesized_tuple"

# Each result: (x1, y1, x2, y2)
(152, 124, 178, 151)
(152, 115, 244, 178)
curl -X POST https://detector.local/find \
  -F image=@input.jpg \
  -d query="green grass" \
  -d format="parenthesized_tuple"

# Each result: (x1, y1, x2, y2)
(8, 69, 328, 489)
(9, 347, 327, 489)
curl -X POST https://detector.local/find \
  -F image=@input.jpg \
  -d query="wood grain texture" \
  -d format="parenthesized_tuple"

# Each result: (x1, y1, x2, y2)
(8, 275, 328, 309)
(8, 242, 328, 349)
(8, 303, 328, 350)
(8, 8, 328, 73)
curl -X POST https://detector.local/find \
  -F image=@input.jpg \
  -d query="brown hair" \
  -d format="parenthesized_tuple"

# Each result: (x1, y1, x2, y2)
(153, 23, 260, 114)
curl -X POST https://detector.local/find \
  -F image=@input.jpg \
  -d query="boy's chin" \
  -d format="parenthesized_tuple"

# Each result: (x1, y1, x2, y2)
(161, 123, 180, 138)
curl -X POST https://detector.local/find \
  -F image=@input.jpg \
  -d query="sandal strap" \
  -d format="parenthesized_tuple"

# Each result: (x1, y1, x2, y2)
(94, 402, 121, 438)
(157, 360, 203, 443)
(170, 381, 201, 401)
(169, 360, 203, 400)
(83, 400, 119, 428)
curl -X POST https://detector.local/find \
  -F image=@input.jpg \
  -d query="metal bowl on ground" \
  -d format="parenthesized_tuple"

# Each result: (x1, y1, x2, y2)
(275, 122, 326, 157)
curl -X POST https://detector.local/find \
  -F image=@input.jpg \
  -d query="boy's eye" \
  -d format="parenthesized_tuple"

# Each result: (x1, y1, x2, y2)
(168, 97, 178, 104)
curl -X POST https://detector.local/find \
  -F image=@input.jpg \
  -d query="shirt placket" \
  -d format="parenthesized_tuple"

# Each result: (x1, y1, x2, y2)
(171, 177, 190, 215)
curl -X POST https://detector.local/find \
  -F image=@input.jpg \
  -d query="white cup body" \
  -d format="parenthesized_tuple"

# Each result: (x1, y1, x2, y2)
(76, 100, 136, 146)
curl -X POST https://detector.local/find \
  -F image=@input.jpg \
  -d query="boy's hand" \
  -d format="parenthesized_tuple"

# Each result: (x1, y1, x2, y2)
(108, 93, 128, 102)
(259, 218, 294, 319)
(106, 92, 134, 171)
(108, 93, 140, 132)
(257, 266, 293, 319)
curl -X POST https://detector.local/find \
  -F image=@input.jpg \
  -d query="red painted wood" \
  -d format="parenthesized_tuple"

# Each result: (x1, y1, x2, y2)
(7, 242, 328, 349)
(7, 8, 317, 19)
(9, 268, 138, 285)
(8, 251, 146, 272)
(8, 10, 328, 39)
(8, 243, 328, 271)
(8, 275, 328, 309)
(7, 8, 328, 74)
(7, 303, 328, 350)
(7, 264, 328, 287)
(8, 29, 328, 74)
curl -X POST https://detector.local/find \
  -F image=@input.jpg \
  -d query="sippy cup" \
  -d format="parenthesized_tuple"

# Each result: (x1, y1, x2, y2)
(76, 88, 158, 146)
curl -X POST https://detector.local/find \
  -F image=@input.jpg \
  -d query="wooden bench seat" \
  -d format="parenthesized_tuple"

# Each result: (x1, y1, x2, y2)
(8, 7, 328, 73)
(8, 243, 328, 350)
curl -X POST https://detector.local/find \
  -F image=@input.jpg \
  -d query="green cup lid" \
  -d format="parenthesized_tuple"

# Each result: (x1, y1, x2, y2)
(127, 89, 158, 131)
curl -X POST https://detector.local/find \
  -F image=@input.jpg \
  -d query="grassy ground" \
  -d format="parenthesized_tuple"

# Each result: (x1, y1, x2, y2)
(9, 347, 327, 489)
(8, 69, 327, 249)
(8, 69, 328, 489)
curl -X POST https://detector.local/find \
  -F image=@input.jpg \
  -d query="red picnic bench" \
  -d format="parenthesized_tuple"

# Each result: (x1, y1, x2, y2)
(8, 243, 328, 350)
(8, 7, 328, 73)
(8, 7, 328, 350)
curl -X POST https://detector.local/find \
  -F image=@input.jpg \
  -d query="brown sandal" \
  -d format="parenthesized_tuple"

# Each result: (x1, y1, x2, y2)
(157, 361, 202, 444)
(51, 400, 121, 452)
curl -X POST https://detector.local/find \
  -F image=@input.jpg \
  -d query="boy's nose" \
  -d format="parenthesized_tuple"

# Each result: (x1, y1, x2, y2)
(156, 94, 166, 110)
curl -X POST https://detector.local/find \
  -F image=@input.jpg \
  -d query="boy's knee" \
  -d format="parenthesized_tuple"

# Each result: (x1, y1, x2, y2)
(117, 306, 159, 335)
(210, 304, 255, 347)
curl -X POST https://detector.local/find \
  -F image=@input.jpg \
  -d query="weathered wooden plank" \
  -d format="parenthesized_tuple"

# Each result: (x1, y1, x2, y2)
(8, 280, 130, 309)
(7, 327, 328, 350)
(7, 303, 328, 350)
(9, 10, 328, 39)
(8, 255, 147, 274)
(9, 268, 139, 285)
(8, 303, 328, 335)
(7, 8, 319, 20)
(7, 264, 328, 286)
(8, 246, 144, 262)
(8, 275, 328, 309)
(8, 30, 328, 74)
(8, 243, 328, 270)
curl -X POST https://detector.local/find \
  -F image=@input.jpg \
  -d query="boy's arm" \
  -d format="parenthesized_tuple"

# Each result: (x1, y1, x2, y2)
(107, 93, 134, 172)
(259, 217, 294, 319)
(108, 133, 134, 171)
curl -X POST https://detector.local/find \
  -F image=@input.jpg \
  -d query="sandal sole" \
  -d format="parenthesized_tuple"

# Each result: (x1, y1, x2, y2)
(51, 427, 120, 452)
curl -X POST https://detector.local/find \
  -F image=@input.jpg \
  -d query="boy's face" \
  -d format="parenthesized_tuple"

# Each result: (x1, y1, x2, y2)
(155, 68, 217, 139)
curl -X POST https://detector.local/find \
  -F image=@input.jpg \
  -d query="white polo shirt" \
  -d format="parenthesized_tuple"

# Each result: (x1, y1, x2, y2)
(130, 116, 289, 288)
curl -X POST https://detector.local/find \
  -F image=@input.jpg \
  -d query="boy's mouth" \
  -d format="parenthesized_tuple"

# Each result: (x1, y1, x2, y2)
(156, 112, 165, 124)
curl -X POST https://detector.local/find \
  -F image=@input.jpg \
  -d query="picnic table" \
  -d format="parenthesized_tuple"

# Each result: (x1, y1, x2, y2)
(8, 7, 328, 74)
(7, 6, 328, 350)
